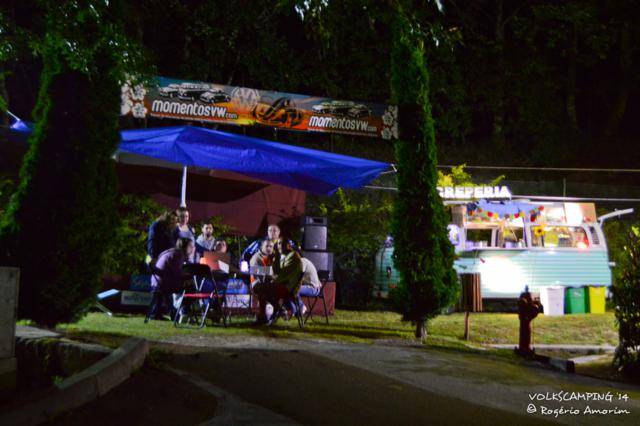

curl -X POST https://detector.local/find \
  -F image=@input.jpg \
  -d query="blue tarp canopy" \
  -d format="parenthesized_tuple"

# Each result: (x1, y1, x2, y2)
(8, 120, 389, 195)
(120, 126, 389, 195)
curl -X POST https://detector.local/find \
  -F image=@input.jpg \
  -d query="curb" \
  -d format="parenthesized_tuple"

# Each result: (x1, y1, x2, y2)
(488, 343, 616, 353)
(167, 367, 300, 425)
(0, 337, 148, 426)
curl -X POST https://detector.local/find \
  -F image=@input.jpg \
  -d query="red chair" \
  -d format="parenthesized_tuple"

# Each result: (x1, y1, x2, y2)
(174, 264, 226, 328)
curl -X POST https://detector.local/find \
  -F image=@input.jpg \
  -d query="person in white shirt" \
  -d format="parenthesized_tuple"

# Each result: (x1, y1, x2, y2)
(297, 257, 323, 315)
(196, 223, 216, 252)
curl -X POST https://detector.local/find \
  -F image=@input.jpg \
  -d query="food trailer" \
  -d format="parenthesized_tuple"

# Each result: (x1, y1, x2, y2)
(373, 186, 632, 300)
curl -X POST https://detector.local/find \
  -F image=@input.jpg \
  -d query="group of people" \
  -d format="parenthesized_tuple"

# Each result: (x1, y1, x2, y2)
(145, 209, 323, 324)
(248, 225, 323, 324)
(145, 208, 230, 321)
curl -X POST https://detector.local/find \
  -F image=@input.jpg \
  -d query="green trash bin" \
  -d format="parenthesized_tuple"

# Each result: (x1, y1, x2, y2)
(565, 287, 587, 314)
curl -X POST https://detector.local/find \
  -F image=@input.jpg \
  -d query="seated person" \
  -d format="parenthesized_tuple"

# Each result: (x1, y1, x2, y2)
(242, 224, 281, 263)
(213, 237, 239, 269)
(250, 239, 275, 286)
(195, 223, 216, 255)
(296, 257, 323, 315)
(146, 237, 194, 322)
(299, 257, 322, 297)
(253, 236, 302, 324)
(214, 238, 228, 253)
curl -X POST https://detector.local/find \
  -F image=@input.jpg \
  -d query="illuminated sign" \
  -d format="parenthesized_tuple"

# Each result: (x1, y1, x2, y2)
(121, 76, 398, 139)
(437, 186, 512, 200)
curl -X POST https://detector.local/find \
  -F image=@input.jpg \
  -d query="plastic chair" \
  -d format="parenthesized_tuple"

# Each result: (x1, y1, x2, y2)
(218, 274, 252, 324)
(95, 289, 120, 316)
(174, 263, 226, 328)
(301, 270, 330, 325)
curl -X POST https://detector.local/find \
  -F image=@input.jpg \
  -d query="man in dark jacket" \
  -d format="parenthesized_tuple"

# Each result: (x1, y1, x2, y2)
(147, 211, 178, 261)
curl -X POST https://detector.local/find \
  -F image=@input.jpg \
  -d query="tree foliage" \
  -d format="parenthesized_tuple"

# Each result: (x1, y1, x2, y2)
(0, 0, 145, 326)
(612, 225, 640, 379)
(103, 194, 165, 276)
(390, 7, 458, 339)
(318, 189, 392, 306)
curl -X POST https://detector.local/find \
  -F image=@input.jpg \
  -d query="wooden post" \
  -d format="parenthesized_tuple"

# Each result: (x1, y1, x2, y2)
(464, 311, 470, 340)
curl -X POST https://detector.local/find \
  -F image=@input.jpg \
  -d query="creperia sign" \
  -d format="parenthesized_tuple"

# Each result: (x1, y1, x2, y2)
(121, 76, 398, 140)
(437, 186, 512, 200)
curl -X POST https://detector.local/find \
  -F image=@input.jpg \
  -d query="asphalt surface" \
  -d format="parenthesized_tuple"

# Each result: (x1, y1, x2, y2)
(155, 335, 640, 425)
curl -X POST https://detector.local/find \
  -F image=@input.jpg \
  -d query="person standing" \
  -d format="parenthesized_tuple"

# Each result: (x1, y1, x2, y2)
(147, 211, 178, 262)
(174, 207, 196, 242)
(173, 207, 197, 262)
(145, 237, 194, 322)
(267, 224, 281, 244)
(196, 223, 216, 255)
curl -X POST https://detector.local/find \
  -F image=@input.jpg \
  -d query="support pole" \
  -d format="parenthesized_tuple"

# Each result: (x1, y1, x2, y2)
(180, 166, 187, 208)
(464, 311, 470, 340)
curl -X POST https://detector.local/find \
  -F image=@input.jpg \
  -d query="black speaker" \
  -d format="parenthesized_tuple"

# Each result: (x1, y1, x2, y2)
(302, 216, 328, 251)
(303, 216, 327, 226)
(302, 251, 334, 281)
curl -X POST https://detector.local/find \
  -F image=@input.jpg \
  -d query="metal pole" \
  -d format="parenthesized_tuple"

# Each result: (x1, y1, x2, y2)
(562, 178, 566, 197)
(180, 166, 187, 208)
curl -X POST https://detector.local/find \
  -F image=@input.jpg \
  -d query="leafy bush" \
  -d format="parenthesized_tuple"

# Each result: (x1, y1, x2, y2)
(612, 225, 640, 379)
(0, 177, 14, 217)
(318, 189, 392, 306)
(102, 194, 165, 276)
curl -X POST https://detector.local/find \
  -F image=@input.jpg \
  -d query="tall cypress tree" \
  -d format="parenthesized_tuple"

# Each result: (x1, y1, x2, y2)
(390, 9, 458, 340)
(0, 1, 142, 326)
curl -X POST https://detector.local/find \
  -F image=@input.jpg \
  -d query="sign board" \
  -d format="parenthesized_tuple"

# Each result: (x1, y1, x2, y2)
(130, 275, 152, 292)
(121, 76, 398, 139)
(438, 186, 512, 200)
(121, 290, 153, 306)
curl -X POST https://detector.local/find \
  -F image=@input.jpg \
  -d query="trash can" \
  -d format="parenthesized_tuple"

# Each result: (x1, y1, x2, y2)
(540, 286, 565, 316)
(564, 287, 587, 314)
(587, 286, 606, 314)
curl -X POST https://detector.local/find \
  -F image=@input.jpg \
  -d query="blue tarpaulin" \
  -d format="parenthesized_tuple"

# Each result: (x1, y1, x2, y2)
(8, 120, 389, 195)
(119, 126, 389, 195)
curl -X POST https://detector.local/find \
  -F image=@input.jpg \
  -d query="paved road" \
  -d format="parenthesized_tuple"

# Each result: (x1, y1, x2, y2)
(156, 335, 640, 425)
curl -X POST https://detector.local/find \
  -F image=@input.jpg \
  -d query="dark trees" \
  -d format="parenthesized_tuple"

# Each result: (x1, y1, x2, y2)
(0, 1, 142, 326)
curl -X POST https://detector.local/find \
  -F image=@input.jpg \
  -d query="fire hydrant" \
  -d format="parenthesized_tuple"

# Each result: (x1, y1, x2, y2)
(516, 286, 542, 357)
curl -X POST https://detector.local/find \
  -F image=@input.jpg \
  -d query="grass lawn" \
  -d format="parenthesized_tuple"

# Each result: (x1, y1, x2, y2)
(57, 309, 618, 349)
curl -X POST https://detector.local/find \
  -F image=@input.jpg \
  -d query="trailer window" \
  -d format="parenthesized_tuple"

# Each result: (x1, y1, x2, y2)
(465, 229, 493, 248)
(531, 226, 589, 249)
(501, 227, 524, 248)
